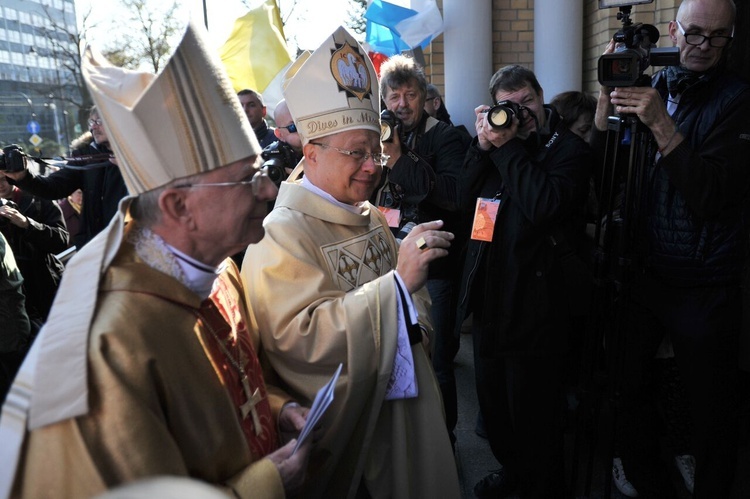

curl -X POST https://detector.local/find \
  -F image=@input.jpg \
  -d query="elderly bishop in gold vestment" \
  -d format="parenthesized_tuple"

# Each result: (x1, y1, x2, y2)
(0, 22, 311, 499)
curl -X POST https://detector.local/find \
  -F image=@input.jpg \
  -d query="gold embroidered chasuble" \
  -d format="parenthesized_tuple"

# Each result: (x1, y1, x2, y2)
(242, 181, 460, 499)
(8, 224, 286, 499)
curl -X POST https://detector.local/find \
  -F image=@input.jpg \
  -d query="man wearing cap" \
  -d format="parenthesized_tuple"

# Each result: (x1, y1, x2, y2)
(242, 27, 460, 499)
(0, 23, 310, 499)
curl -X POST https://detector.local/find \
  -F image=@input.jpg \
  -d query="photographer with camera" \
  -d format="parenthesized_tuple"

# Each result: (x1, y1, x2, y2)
(0, 170, 68, 324)
(457, 65, 592, 498)
(3, 106, 128, 249)
(262, 99, 303, 189)
(375, 54, 469, 449)
(592, 0, 750, 496)
(231, 100, 303, 268)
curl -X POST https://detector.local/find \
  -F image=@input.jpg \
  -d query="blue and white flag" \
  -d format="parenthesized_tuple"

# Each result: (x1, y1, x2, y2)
(364, 0, 444, 56)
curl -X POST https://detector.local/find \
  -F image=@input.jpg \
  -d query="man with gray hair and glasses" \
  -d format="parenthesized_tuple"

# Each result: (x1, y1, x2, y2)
(593, 0, 750, 496)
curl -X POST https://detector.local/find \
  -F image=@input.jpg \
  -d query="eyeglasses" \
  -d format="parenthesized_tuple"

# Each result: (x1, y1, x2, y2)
(309, 142, 390, 167)
(88, 118, 104, 127)
(675, 20, 733, 48)
(173, 169, 271, 196)
(278, 123, 297, 133)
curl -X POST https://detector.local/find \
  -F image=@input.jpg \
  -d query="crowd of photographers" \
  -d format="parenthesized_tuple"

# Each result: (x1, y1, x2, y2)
(1, 0, 748, 496)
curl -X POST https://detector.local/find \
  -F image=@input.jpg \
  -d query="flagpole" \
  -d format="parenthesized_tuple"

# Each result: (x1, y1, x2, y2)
(203, 0, 208, 29)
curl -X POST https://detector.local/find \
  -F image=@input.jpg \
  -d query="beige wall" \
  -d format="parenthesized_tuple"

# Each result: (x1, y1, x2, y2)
(427, 0, 680, 97)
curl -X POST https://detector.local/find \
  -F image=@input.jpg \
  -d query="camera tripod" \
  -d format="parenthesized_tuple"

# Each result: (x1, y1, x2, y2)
(568, 112, 656, 499)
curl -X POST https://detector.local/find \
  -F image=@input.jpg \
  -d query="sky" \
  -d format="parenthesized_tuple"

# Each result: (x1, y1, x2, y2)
(74, 0, 355, 55)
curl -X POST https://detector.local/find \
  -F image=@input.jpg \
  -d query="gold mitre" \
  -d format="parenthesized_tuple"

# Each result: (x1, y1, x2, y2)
(81, 20, 261, 194)
(283, 26, 380, 144)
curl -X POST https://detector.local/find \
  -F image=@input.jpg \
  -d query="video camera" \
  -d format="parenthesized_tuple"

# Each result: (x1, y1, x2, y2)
(261, 140, 300, 187)
(597, 0, 680, 87)
(0, 144, 28, 173)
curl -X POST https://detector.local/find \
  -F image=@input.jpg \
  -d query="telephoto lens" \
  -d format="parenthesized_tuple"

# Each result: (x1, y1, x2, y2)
(485, 100, 521, 129)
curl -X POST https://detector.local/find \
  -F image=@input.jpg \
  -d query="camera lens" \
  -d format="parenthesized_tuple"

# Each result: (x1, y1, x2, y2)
(381, 122, 394, 143)
(486, 101, 518, 129)
(264, 160, 286, 187)
(488, 107, 513, 128)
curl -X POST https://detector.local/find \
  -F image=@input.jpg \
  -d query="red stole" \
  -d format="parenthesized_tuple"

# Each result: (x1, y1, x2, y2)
(198, 276, 277, 459)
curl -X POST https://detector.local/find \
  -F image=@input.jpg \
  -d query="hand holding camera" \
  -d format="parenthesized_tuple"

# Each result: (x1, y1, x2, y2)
(380, 109, 403, 168)
(474, 103, 519, 152)
(0, 198, 29, 229)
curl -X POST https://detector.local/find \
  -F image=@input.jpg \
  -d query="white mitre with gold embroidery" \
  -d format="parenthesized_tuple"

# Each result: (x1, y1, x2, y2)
(0, 22, 261, 479)
(283, 26, 380, 144)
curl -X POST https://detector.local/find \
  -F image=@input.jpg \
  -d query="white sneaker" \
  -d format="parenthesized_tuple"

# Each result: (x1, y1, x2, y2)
(612, 457, 639, 497)
(674, 454, 695, 494)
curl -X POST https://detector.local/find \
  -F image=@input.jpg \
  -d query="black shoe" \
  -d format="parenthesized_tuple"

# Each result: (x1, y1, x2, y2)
(474, 468, 518, 498)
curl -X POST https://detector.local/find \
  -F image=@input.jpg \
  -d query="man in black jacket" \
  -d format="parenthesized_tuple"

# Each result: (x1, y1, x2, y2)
(375, 55, 469, 448)
(5, 106, 128, 249)
(594, 0, 750, 496)
(0, 174, 68, 322)
(0, 232, 30, 404)
(458, 65, 592, 498)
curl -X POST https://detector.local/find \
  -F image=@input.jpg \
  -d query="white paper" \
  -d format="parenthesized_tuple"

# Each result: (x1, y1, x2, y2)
(292, 363, 342, 454)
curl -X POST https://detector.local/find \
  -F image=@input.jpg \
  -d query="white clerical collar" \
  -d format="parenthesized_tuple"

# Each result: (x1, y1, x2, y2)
(166, 243, 221, 299)
(301, 175, 366, 214)
(127, 225, 218, 300)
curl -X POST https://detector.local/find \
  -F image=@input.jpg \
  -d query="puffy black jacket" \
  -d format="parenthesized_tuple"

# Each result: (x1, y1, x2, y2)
(642, 68, 750, 286)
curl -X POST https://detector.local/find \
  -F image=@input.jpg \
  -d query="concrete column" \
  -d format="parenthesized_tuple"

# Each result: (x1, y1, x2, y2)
(534, 0, 584, 100)
(443, 0, 493, 133)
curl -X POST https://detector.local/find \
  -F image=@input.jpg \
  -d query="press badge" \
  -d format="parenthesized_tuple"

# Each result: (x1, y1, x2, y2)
(378, 207, 401, 228)
(471, 198, 500, 242)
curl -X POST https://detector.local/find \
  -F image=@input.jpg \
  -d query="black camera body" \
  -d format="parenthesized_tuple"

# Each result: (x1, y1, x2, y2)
(598, 5, 680, 87)
(261, 140, 301, 187)
(380, 109, 402, 143)
(485, 100, 522, 129)
(0, 198, 20, 228)
(0, 144, 28, 173)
